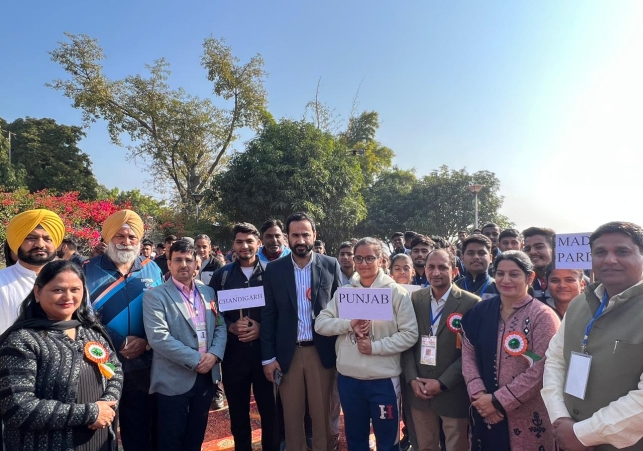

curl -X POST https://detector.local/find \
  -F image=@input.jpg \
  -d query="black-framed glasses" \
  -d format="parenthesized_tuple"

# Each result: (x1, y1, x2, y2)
(353, 255, 378, 264)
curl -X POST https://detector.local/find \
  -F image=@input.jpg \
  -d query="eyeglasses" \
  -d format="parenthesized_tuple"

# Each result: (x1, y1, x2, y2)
(353, 255, 379, 264)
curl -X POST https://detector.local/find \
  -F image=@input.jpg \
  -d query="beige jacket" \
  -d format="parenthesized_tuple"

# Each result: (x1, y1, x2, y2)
(315, 270, 418, 380)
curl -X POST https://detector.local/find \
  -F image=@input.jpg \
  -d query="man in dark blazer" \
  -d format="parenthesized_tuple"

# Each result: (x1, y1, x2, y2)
(402, 248, 480, 451)
(261, 212, 342, 451)
(143, 239, 227, 451)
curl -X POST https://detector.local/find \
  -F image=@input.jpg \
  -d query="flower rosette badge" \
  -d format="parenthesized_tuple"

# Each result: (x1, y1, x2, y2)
(446, 313, 463, 349)
(84, 341, 116, 379)
(502, 331, 542, 367)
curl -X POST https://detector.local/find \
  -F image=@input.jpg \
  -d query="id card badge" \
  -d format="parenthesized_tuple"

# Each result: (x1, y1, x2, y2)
(564, 352, 592, 400)
(420, 335, 438, 366)
(196, 322, 208, 351)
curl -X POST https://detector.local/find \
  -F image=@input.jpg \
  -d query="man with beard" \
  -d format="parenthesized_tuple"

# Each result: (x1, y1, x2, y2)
(0, 209, 65, 333)
(522, 227, 556, 303)
(210, 223, 279, 451)
(84, 209, 164, 451)
(261, 212, 342, 451)
(56, 237, 87, 267)
(410, 235, 435, 286)
(257, 219, 291, 269)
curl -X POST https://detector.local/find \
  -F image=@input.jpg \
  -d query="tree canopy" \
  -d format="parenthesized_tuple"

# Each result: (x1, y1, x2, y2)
(2, 117, 98, 198)
(209, 119, 367, 252)
(48, 33, 269, 205)
(357, 165, 512, 241)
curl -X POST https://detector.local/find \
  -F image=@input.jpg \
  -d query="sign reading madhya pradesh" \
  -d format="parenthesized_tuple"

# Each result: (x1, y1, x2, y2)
(217, 286, 265, 312)
(555, 233, 592, 270)
(337, 287, 393, 321)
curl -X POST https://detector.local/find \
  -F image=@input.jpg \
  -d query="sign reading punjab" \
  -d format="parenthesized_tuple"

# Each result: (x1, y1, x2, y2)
(217, 286, 265, 312)
(337, 287, 393, 321)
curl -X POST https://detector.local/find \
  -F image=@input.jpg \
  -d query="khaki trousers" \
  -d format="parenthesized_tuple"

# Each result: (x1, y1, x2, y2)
(410, 407, 469, 451)
(279, 346, 334, 451)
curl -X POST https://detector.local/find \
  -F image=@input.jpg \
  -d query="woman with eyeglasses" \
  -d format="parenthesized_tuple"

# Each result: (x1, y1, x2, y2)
(315, 237, 418, 451)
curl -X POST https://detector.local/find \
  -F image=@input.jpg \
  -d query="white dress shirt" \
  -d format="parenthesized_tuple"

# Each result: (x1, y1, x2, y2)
(0, 263, 38, 333)
(430, 286, 451, 336)
(542, 282, 643, 448)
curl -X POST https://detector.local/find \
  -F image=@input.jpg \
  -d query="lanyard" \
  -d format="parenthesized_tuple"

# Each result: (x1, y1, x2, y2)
(176, 284, 200, 310)
(581, 291, 609, 354)
(430, 305, 444, 325)
(464, 275, 490, 296)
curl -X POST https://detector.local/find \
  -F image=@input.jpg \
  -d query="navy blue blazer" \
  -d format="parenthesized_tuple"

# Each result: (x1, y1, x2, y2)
(260, 252, 342, 373)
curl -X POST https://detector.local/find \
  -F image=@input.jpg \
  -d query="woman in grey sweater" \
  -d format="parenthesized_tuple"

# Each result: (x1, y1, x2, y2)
(0, 260, 123, 451)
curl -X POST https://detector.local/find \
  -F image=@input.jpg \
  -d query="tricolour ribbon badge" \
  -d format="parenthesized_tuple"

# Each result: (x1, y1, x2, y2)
(502, 331, 541, 367)
(84, 341, 116, 379)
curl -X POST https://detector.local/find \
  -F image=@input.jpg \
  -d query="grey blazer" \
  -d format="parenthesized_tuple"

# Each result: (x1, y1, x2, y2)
(143, 279, 227, 396)
(402, 284, 479, 418)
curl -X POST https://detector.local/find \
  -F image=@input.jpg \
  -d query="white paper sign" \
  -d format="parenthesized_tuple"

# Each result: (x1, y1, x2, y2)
(555, 233, 592, 270)
(399, 284, 423, 293)
(217, 286, 265, 312)
(337, 287, 393, 321)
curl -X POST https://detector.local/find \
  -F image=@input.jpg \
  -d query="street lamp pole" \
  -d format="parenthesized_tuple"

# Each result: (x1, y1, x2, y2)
(190, 192, 204, 222)
(467, 184, 483, 230)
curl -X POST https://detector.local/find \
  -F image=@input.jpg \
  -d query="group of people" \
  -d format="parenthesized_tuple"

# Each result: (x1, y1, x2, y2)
(0, 207, 642, 451)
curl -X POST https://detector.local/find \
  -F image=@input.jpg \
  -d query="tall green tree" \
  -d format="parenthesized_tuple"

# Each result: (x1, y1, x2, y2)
(0, 125, 26, 191)
(358, 165, 512, 240)
(209, 119, 367, 252)
(4, 117, 97, 198)
(48, 33, 269, 205)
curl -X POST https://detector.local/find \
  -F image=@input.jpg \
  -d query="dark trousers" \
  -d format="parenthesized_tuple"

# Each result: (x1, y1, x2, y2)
(222, 344, 279, 451)
(157, 373, 215, 451)
(119, 368, 156, 451)
(338, 374, 400, 451)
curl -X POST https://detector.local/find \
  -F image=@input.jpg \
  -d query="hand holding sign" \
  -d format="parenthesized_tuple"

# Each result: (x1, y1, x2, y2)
(218, 286, 266, 311)
(350, 319, 370, 338)
(239, 317, 260, 342)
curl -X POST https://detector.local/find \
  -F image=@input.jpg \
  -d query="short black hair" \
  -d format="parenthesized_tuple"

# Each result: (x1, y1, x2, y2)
(141, 238, 154, 247)
(482, 223, 499, 231)
(260, 219, 285, 236)
(156, 243, 164, 249)
(427, 248, 457, 270)
(404, 231, 417, 241)
(314, 240, 325, 247)
(391, 232, 404, 240)
(461, 234, 492, 254)
(522, 227, 555, 247)
(590, 221, 643, 253)
(61, 238, 78, 251)
(232, 222, 260, 240)
(338, 241, 353, 251)
(169, 239, 197, 260)
(472, 229, 482, 234)
(499, 228, 522, 242)
(410, 234, 435, 250)
(285, 212, 316, 234)
(164, 234, 178, 244)
(458, 230, 467, 234)
(431, 236, 450, 249)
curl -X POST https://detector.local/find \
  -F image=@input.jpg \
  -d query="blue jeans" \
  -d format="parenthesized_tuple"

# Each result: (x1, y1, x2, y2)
(338, 374, 400, 451)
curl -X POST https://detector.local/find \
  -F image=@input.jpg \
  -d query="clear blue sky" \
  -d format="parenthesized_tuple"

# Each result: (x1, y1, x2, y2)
(2, 1, 642, 233)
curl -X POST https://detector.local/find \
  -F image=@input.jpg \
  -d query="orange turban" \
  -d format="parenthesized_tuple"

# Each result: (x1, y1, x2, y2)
(6, 209, 65, 254)
(101, 209, 145, 242)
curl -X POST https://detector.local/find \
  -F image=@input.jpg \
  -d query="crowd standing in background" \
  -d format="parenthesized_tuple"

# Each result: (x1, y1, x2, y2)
(0, 208, 643, 451)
